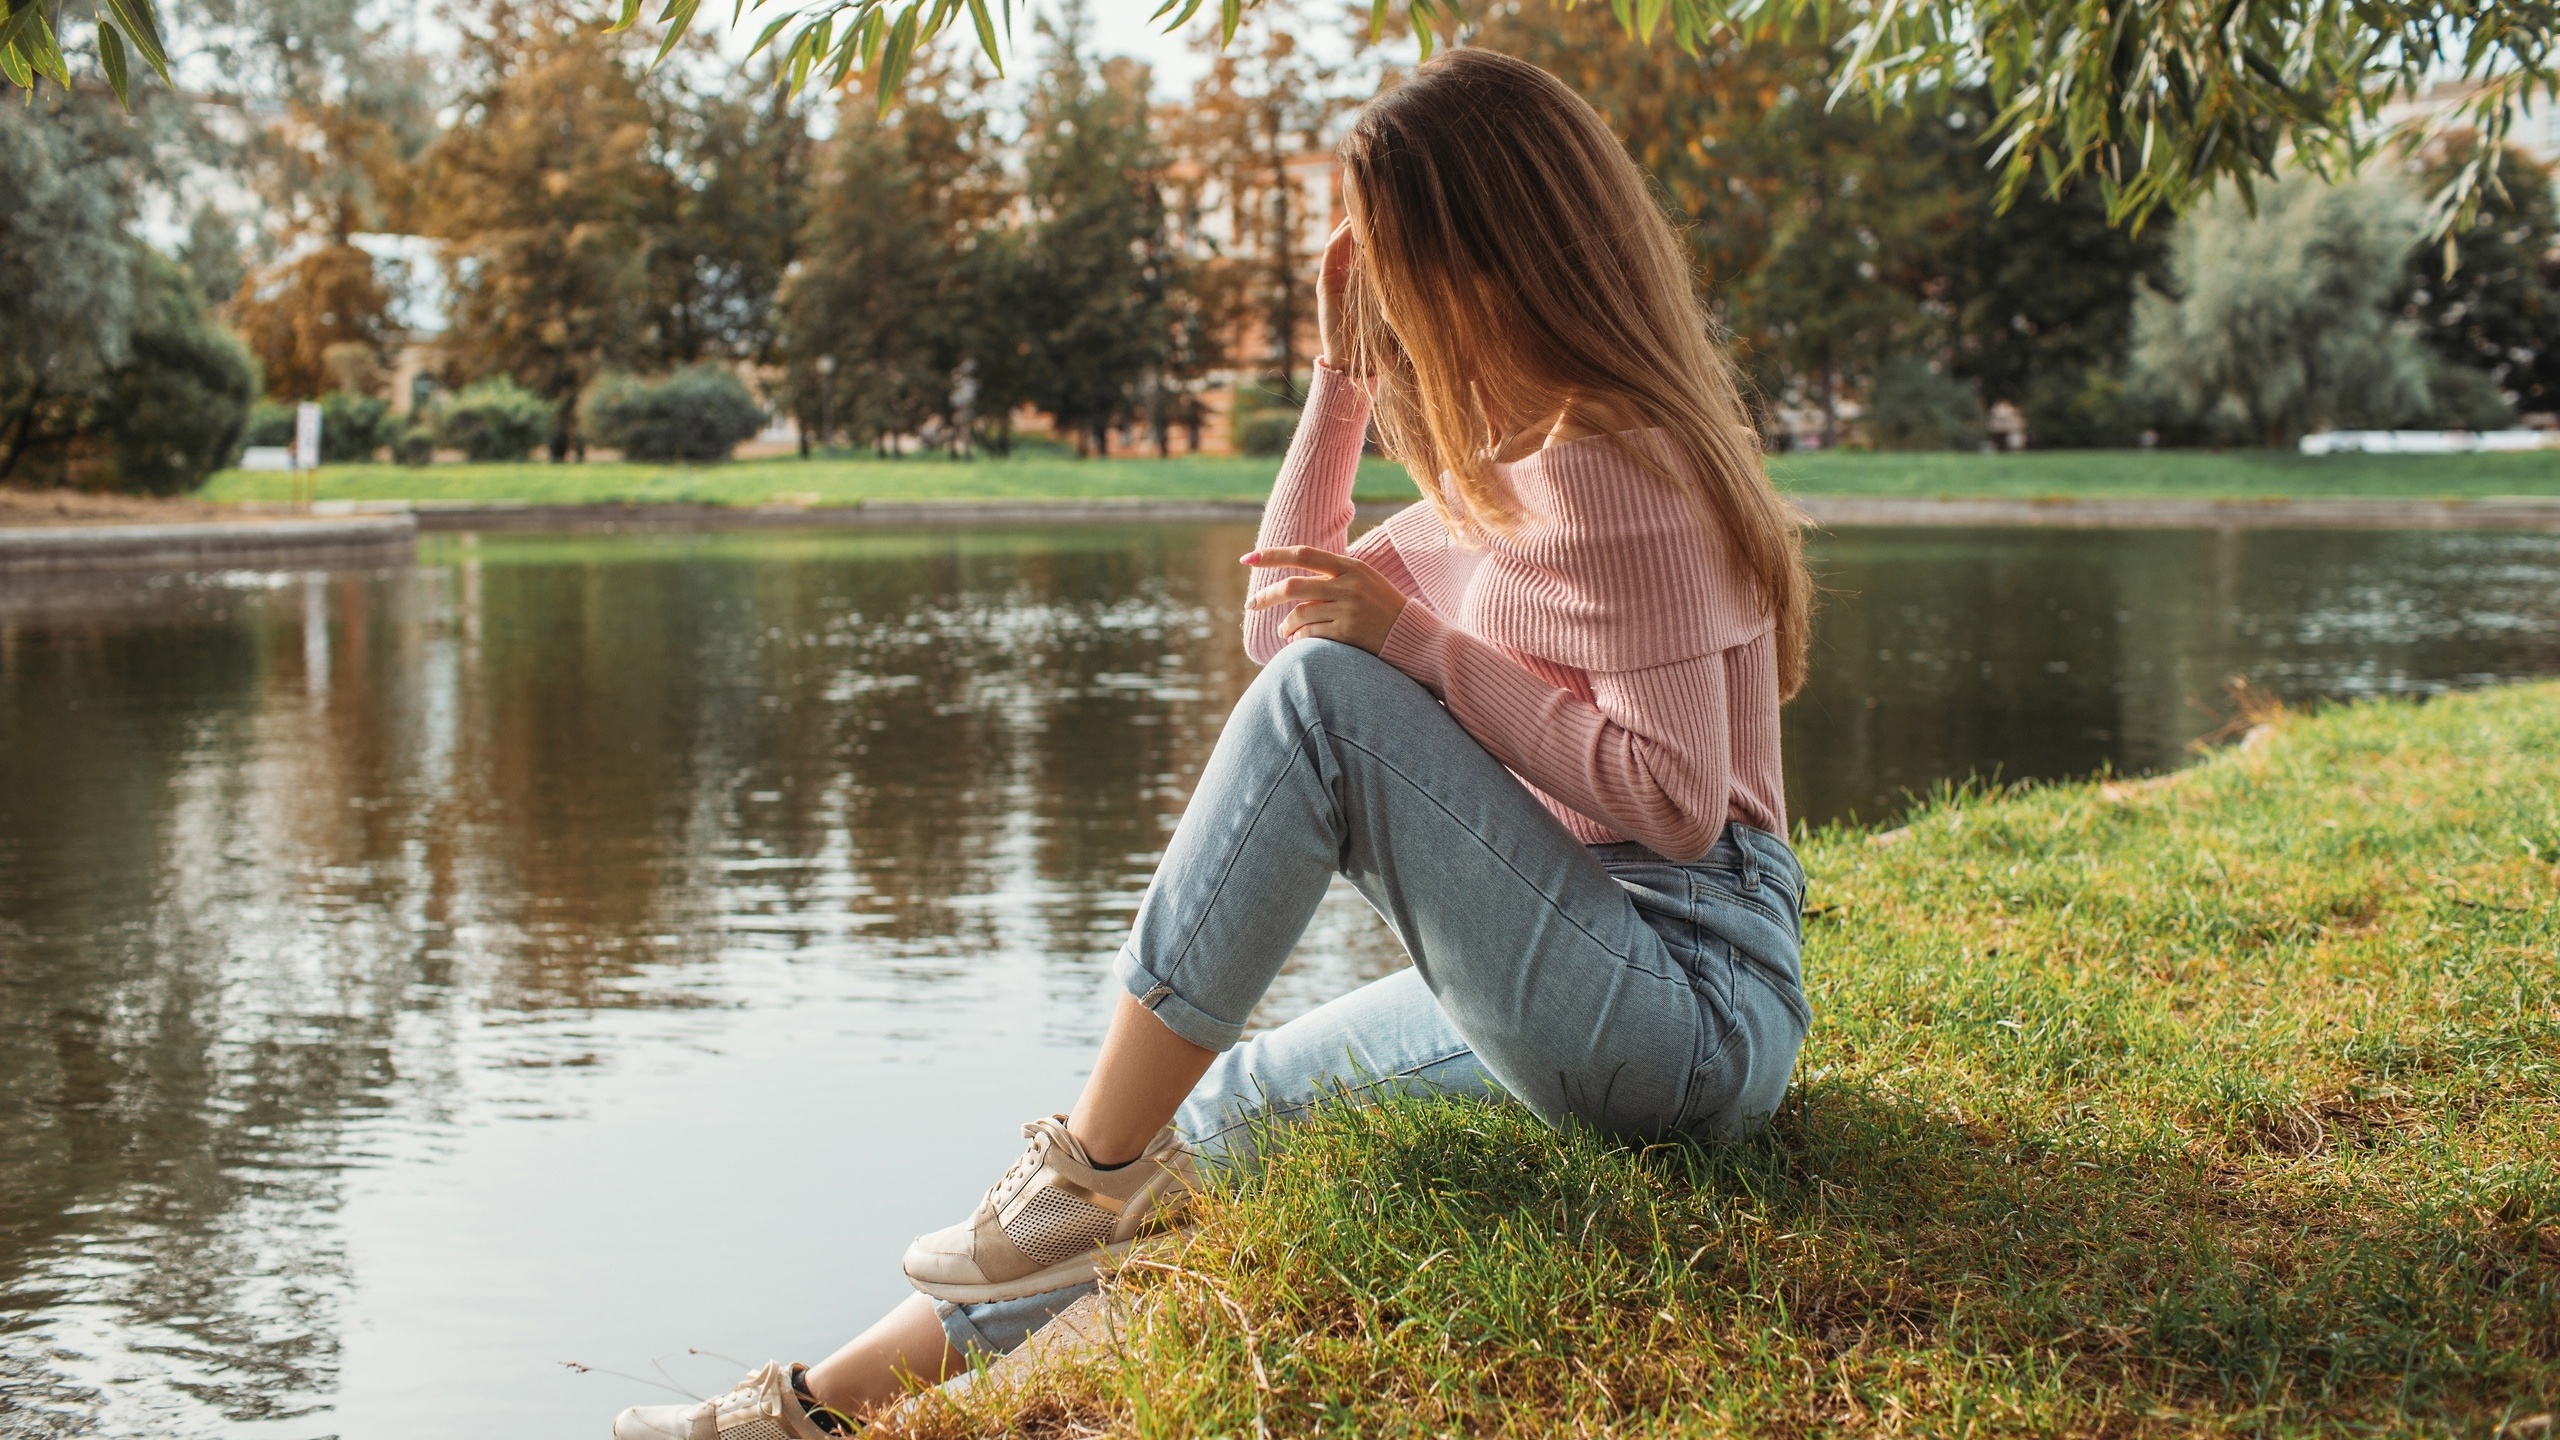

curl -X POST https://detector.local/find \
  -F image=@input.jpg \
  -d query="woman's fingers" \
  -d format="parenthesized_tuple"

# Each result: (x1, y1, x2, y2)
(1244, 545, 1358, 577)
(1322, 221, 1356, 278)
(1246, 574, 1342, 612)
(1279, 601, 1349, 637)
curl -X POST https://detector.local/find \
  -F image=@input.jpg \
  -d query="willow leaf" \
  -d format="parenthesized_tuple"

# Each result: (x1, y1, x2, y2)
(97, 17, 127, 101)
(651, 0, 703, 67)
(963, 0, 1002, 75)
(96, 0, 169, 81)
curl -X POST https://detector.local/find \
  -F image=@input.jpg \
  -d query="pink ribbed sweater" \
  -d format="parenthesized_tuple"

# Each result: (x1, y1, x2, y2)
(1244, 364, 1787, 862)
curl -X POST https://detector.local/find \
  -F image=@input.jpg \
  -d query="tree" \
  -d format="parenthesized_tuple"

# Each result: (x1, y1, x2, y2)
(638, 69, 810, 367)
(1009, 10, 1173, 455)
(781, 57, 1005, 451)
(2399, 135, 2560, 419)
(3, 236, 258, 492)
(91, 253, 262, 493)
(1893, 89, 2169, 447)
(226, 241, 395, 400)
(1472, 7, 1963, 444)
(425, 0, 664, 459)
(638, 0, 2554, 241)
(1169, 9, 1356, 403)
(15, 0, 2557, 262)
(190, 0, 439, 244)
(1, 88, 152, 480)
(2131, 171, 2435, 446)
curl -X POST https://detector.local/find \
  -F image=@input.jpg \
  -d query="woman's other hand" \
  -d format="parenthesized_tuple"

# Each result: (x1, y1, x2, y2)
(1316, 221, 1359, 374)
(1245, 546, 1408, 655)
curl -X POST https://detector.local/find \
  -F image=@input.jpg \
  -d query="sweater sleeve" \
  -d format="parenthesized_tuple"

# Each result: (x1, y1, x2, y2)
(1243, 361, 1375, 666)
(1378, 600, 1736, 860)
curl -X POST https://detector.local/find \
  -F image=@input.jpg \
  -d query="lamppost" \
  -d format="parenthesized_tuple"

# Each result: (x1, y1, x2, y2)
(816, 354, 836, 453)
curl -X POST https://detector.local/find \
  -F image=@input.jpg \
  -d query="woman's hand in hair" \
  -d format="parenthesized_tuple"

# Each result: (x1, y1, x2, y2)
(1316, 221, 1361, 375)
(1244, 546, 1408, 655)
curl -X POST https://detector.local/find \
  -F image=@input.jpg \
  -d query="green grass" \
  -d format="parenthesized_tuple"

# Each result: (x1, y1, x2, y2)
(1767, 447, 2560, 500)
(197, 447, 2560, 509)
(907, 684, 2560, 1438)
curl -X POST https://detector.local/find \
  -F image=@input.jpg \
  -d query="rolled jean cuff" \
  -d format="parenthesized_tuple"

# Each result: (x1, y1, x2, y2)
(933, 1284, 1096, 1360)
(1113, 946, 1246, 1052)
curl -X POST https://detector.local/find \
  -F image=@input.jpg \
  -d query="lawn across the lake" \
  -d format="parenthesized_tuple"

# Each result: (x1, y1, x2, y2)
(197, 445, 2560, 509)
(897, 682, 2560, 1438)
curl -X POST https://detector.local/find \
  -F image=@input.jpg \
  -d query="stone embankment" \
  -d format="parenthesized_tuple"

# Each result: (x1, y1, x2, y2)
(0, 514, 418, 577)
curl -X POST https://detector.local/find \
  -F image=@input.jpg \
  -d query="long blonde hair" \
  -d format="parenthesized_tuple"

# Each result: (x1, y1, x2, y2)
(1338, 48, 1812, 697)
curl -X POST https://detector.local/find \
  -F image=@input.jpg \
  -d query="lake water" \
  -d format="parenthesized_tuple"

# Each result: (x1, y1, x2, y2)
(4, 523, 2557, 1438)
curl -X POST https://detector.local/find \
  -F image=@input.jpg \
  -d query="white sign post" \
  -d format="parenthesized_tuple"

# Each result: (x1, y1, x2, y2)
(293, 401, 323, 509)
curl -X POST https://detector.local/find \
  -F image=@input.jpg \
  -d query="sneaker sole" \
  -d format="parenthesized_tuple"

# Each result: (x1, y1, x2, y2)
(904, 1230, 1191, 1305)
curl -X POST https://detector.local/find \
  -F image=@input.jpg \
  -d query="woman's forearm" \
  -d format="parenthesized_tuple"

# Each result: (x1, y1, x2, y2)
(1244, 364, 1375, 664)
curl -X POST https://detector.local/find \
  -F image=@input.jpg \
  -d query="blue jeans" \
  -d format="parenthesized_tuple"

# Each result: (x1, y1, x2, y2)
(935, 640, 1810, 1356)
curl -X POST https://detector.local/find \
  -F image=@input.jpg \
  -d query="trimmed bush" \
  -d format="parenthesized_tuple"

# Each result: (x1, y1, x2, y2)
(436, 377, 551, 462)
(393, 425, 437, 466)
(319, 390, 392, 462)
(581, 364, 765, 463)
(1229, 380, 1307, 458)
(244, 400, 296, 449)
(1237, 410, 1298, 457)
(95, 254, 259, 494)
(1867, 358, 1985, 450)
(2420, 362, 2518, 431)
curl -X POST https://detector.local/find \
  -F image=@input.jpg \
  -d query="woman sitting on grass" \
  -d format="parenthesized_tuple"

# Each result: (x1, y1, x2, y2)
(614, 46, 1815, 1439)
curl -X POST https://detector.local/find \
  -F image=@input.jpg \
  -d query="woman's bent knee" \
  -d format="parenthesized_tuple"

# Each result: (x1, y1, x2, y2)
(1259, 638, 1402, 702)
(1251, 638, 1423, 721)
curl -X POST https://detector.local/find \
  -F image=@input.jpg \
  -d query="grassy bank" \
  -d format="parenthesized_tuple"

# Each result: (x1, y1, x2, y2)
(910, 683, 2560, 1438)
(197, 446, 2560, 509)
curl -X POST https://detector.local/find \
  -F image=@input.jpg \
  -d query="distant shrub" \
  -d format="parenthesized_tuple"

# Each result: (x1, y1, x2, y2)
(1230, 377, 1309, 457)
(1867, 359, 1985, 451)
(1238, 411, 1299, 457)
(436, 377, 551, 461)
(95, 253, 259, 494)
(2419, 362, 2519, 431)
(2022, 367, 2147, 449)
(393, 425, 437, 466)
(319, 390, 392, 462)
(582, 364, 765, 462)
(244, 400, 296, 449)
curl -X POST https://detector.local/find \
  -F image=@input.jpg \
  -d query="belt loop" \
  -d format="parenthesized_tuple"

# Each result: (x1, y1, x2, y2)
(1737, 834, 1761, 892)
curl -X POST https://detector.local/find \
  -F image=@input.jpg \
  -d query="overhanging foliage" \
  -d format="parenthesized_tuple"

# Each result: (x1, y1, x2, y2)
(5, 0, 2553, 231)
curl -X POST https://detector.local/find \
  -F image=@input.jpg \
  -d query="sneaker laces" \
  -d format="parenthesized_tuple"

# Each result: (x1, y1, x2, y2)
(981, 1115, 1081, 1215)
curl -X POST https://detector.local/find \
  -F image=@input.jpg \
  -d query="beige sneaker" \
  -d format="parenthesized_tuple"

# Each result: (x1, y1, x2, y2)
(902, 1115, 1195, 1303)
(610, 1361, 847, 1440)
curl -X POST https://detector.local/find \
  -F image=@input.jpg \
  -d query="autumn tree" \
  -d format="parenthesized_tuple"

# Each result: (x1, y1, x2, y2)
(228, 241, 395, 399)
(193, 0, 436, 401)
(425, 0, 664, 458)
